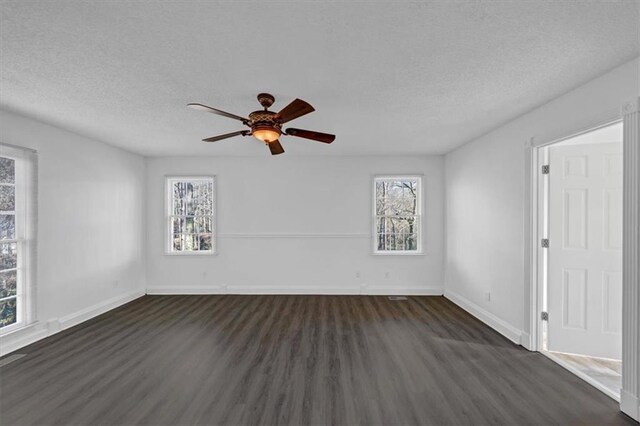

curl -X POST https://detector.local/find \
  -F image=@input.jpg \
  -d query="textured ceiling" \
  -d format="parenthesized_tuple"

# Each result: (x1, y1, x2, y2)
(1, 1, 638, 157)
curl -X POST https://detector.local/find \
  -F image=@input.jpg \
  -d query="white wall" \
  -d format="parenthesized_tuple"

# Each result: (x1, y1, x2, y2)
(0, 110, 146, 355)
(146, 155, 444, 295)
(444, 57, 640, 345)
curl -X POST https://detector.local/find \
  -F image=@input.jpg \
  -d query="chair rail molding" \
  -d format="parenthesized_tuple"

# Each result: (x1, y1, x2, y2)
(621, 96, 640, 421)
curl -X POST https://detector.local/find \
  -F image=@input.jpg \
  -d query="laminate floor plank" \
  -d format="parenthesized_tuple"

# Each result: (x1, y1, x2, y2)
(0, 295, 633, 425)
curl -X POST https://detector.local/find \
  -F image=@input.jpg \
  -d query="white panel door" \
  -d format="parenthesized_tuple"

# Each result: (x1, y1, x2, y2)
(548, 142, 623, 359)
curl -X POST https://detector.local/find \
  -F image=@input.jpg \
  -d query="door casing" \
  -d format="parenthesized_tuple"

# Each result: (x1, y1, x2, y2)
(526, 119, 623, 353)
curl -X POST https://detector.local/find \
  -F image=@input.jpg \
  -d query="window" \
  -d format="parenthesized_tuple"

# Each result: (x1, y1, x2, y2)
(166, 176, 215, 254)
(373, 176, 422, 254)
(1, 145, 36, 331)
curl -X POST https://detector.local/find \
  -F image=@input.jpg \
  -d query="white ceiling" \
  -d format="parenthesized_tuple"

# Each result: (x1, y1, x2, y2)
(1, 1, 638, 157)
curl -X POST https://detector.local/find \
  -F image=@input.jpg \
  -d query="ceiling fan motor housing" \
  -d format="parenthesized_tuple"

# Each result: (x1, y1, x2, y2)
(249, 110, 281, 142)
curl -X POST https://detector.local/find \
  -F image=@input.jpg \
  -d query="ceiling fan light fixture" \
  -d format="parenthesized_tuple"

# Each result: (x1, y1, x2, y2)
(252, 126, 281, 143)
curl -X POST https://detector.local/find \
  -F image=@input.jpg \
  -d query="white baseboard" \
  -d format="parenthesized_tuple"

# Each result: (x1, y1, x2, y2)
(620, 389, 640, 422)
(365, 287, 443, 296)
(146, 285, 443, 296)
(444, 289, 524, 346)
(147, 286, 228, 295)
(146, 286, 359, 295)
(58, 289, 145, 330)
(0, 289, 145, 357)
(520, 332, 533, 350)
(0, 322, 49, 357)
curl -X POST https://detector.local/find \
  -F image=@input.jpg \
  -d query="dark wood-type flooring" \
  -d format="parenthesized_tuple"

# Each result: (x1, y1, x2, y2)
(0, 295, 634, 425)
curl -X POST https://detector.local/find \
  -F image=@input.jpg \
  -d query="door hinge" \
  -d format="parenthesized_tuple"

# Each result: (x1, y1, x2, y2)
(541, 311, 549, 321)
(541, 238, 549, 248)
(541, 165, 550, 174)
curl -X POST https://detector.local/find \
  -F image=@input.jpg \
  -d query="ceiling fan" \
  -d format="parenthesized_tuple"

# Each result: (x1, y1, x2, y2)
(187, 93, 335, 155)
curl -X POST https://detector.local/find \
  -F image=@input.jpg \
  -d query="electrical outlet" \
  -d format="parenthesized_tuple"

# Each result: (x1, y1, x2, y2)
(355, 271, 361, 278)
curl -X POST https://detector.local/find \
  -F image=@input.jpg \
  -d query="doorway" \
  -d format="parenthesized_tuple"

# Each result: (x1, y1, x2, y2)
(538, 121, 623, 400)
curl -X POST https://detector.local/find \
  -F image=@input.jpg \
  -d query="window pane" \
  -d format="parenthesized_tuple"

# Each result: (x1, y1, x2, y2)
(195, 216, 212, 233)
(173, 181, 213, 215)
(0, 186, 15, 211)
(185, 182, 213, 216)
(377, 181, 405, 198)
(375, 215, 419, 251)
(377, 233, 419, 251)
(184, 183, 196, 215)
(172, 234, 182, 251)
(375, 197, 384, 215)
(375, 181, 386, 198)
(386, 233, 396, 250)
(398, 233, 418, 250)
(0, 214, 15, 240)
(172, 217, 184, 234)
(199, 234, 212, 251)
(0, 297, 17, 328)
(376, 180, 418, 214)
(173, 185, 186, 215)
(0, 270, 17, 298)
(377, 197, 417, 216)
(183, 234, 198, 251)
(376, 217, 418, 234)
(0, 158, 15, 184)
(0, 242, 17, 270)
(185, 217, 195, 234)
(194, 181, 213, 215)
(407, 233, 418, 250)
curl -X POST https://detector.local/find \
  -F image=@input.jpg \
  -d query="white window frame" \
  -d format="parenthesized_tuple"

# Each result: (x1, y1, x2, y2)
(0, 144, 37, 334)
(165, 175, 216, 256)
(372, 175, 423, 255)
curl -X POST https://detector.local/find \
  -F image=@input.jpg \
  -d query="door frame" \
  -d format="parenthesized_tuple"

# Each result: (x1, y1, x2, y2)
(526, 118, 623, 353)
(525, 98, 640, 420)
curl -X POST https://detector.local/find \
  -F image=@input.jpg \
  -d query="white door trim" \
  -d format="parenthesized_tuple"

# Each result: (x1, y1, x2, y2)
(620, 97, 640, 421)
(525, 98, 640, 420)
(525, 119, 622, 352)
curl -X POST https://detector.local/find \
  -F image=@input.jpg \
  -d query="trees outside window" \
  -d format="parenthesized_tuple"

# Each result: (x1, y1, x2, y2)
(0, 157, 17, 327)
(0, 146, 36, 331)
(166, 177, 215, 254)
(374, 176, 422, 254)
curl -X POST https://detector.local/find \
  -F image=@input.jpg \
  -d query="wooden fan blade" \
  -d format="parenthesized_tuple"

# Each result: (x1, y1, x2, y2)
(275, 98, 315, 124)
(188, 103, 248, 123)
(202, 130, 249, 142)
(268, 140, 285, 155)
(285, 128, 335, 144)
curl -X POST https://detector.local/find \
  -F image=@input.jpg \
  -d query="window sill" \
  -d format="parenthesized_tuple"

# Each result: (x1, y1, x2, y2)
(0, 320, 33, 337)
(371, 251, 425, 256)
(164, 251, 218, 257)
